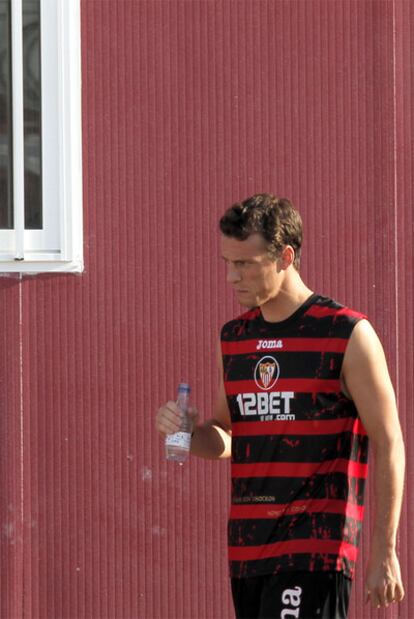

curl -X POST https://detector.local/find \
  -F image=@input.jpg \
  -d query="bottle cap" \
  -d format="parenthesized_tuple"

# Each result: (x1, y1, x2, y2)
(178, 382, 190, 393)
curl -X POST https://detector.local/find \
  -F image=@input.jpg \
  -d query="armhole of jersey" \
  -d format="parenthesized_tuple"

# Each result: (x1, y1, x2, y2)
(220, 324, 226, 352)
(339, 315, 368, 401)
(340, 378, 353, 401)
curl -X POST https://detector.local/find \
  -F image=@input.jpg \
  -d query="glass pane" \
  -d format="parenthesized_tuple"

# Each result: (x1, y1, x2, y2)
(23, 0, 42, 229)
(0, 0, 13, 229)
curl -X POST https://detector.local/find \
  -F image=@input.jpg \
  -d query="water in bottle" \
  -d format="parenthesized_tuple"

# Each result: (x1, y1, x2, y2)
(165, 383, 192, 464)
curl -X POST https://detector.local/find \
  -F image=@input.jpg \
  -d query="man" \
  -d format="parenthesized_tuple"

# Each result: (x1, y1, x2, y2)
(156, 194, 405, 618)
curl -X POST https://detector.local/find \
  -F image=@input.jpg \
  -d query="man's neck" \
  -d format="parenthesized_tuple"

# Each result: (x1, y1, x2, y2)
(260, 276, 314, 323)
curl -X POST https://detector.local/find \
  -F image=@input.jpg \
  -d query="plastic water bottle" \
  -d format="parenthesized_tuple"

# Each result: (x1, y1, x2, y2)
(165, 383, 192, 464)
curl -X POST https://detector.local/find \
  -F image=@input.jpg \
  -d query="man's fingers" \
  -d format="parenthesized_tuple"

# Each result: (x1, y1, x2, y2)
(370, 589, 382, 608)
(384, 583, 396, 605)
(156, 401, 184, 435)
(187, 406, 199, 425)
(377, 584, 389, 607)
(366, 586, 385, 609)
(366, 581, 405, 609)
(367, 583, 404, 608)
(395, 582, 405, 603)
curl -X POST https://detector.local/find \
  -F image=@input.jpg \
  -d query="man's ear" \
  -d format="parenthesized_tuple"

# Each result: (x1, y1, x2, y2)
(279, 245, 295, 270)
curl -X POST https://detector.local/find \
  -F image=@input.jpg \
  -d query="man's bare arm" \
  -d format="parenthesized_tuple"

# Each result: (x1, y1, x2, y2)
(156, 341, 232, 460)
(190, 370, 232, 459)
(342, 319, 405, 608)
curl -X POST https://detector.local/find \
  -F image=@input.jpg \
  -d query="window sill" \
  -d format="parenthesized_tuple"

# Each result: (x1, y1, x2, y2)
(0, 257, 84, 274)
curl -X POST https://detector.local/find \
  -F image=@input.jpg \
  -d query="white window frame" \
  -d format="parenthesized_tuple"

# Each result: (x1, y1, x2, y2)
(0, 0, 83, 273)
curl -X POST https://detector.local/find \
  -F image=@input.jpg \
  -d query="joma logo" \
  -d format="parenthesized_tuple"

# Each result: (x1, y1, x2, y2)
(256, 339, 283, 350)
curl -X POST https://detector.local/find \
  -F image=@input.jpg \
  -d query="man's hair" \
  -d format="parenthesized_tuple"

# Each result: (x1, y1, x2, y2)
(219, 193, 303, 269)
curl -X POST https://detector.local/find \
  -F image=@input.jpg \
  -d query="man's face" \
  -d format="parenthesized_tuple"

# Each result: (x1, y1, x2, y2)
(220, 233, 282, 308)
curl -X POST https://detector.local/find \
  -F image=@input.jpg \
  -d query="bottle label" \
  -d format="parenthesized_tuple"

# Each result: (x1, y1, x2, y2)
(165, 431, 192, 449)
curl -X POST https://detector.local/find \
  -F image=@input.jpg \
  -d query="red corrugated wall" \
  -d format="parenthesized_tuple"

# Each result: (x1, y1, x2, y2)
(0, 1, 412, 617)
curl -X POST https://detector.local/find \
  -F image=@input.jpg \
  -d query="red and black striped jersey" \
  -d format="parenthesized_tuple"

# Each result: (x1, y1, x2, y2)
(221, 293, 368, 579)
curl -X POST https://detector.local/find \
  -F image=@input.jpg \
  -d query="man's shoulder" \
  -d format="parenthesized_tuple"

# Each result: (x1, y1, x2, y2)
(221, 307, 261, 340)
(306, 294, 366, 319)
(307, 294, 367, 321)
(304, 294, 368, 341)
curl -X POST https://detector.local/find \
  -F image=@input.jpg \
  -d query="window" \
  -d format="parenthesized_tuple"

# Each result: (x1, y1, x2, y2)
(0, 0, 82, 273)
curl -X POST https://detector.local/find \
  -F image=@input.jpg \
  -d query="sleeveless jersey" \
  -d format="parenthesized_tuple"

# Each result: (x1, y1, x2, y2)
(221, 293, 368, 579)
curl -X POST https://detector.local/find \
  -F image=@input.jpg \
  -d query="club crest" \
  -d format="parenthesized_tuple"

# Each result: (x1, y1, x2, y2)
(254, 355, 280, 391)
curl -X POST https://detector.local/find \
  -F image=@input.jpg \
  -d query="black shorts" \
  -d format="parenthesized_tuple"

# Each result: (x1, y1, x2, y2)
(231, 571, 352, 619)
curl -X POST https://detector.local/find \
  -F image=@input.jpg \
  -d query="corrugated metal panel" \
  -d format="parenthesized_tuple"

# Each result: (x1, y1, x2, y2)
(394, 1, 414, 618)
(0, 279, 23, 619)
(0, 1, 412, 617)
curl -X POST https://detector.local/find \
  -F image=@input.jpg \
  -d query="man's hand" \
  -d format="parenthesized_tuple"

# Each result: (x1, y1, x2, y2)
(156, 401, 199, 436)
(365, 548, 404, 608)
